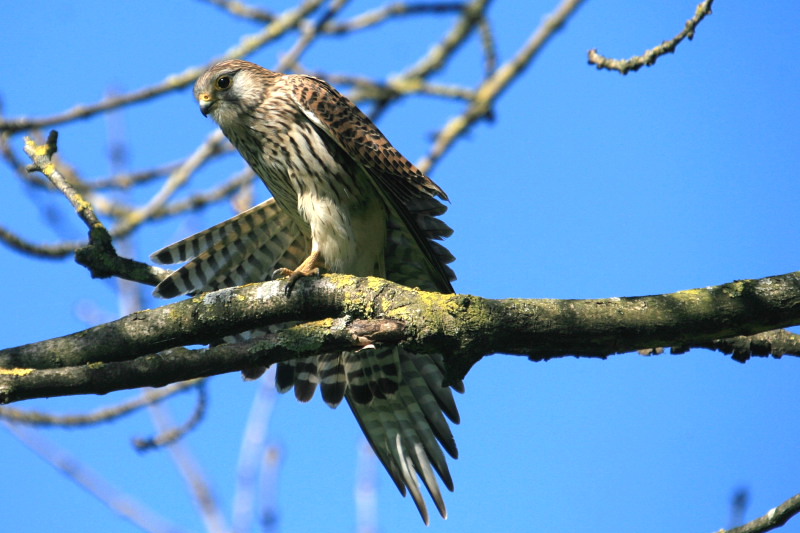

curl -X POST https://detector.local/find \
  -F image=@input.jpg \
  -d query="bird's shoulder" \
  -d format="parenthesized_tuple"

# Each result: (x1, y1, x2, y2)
(283, 74, 447, 202)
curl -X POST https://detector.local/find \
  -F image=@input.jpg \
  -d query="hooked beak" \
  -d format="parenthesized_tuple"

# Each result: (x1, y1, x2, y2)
(198, 93, 215, 117)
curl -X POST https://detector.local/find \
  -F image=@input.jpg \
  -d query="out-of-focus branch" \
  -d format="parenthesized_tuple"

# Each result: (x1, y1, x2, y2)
(145, 392, 230, 533)
(134, 382, 208, 451)
(22, 132, 169, 283)
(113, 131, 229, 235)
(0, 225, 83, 258)
(232, 378, 279, 533)
(4, 423, 187, 533)
(0, 379, 201, 426)
(202, 0, 465, 33)
(0, 0, 326, 134)
(401, 0, 490, 81)
(277, 0, 349, 72)
(87, 161, 184, 191)
(418, 0, 586, 173)
(588, 0, 714, 74)
(323, 1, 464, 34)
(198, 0, 276, 22)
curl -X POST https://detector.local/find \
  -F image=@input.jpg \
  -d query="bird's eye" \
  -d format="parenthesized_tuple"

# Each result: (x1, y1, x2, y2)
(215, 76, 231, 90)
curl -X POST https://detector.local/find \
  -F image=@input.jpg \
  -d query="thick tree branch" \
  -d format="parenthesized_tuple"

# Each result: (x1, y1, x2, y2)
(2, 271, 799, 404)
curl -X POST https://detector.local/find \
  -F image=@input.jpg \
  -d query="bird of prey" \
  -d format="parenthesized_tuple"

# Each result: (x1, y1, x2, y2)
(151, 59, 462, 523)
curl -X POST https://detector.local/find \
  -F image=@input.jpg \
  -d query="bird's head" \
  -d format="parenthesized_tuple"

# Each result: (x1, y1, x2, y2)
(194, 59, 278, 125)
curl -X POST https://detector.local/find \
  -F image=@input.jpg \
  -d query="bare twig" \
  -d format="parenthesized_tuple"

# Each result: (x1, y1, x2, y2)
(113, 131, 229, 236)
(0, 0, 326, 134)
(24, 131, 103, 231)
(4, 423, 186, 533)
(198, 0, 276, 22)
(87, 161, 184, 191)
(277, 0, 350, 72)
(0, 379, 201, 426)
(588, 0, 715, 74)
(714, 493, 800, 533)
(0, 225, 83, 258)
(232, 376, 279, 533)
(419, 0, 586, 173)
(134, 381, 208, 450)
(202, 0, 465, 33)
(22, 132, 169, 284)
(402, 0, 490, 81)
(146, 394, 230, 533)
(322, 1, 464, 34)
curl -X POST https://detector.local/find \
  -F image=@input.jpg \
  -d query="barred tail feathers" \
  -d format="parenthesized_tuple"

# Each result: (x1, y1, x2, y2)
(275, 345, 460, 523)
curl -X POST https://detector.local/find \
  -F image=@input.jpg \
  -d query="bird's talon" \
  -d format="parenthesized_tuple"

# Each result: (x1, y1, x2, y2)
(278, 267, 320, 296)
(272, 267, 291, 280)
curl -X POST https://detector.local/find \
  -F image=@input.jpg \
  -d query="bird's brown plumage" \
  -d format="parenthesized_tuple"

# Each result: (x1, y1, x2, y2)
(152, 59, 461, 523)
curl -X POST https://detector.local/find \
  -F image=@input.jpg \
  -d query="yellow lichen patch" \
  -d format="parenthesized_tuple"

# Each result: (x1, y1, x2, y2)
(0, 368, 34, 376)
(364, 276, 387, 292)
(418, 289, 459, 314)
(42, 163, 56, 176)
(721, 280, 748, 298)
(673, 288, 705, 296)
(34, 143, 51, 157)
(74, 198, 91, 212)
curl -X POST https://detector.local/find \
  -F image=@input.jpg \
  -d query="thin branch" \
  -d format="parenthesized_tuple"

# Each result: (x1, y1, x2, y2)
(232, 376, 279, 533)
(277, 0, 350, 72)
(476, 13, 498, 78)
(22, 132, 169, 284)
(588, 0, 715, 74)
(0, 379, 201, 426)
(133, 381, 208, 450)
(418, 0, 586, 173)
(146, 393, 230, 533)
(87, 161, 184, 191)
(0, 225, 83, 258)
(112, 131, 229, 237)
(322, 1, 465, 34)
(401, 0, 490, 81)
(4, 423, 187, 533)
(24, 131, 103, 231)
(0, 0, 326, 134)
(155, 167, 256, 218)
(715, 493, 800, 533)
(198, 0, 276, 22)
(312, 72, 475, 103)
(201, 0, 465, 33)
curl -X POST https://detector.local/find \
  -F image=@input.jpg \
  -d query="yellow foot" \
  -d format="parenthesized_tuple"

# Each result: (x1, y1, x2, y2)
(272, 251, 323, 296)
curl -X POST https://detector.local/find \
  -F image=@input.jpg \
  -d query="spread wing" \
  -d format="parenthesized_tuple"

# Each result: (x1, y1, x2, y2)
(151, 198, 308, 298)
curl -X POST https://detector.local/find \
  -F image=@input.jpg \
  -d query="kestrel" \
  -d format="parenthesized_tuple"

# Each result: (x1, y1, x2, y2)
(151, 59, 461, 523)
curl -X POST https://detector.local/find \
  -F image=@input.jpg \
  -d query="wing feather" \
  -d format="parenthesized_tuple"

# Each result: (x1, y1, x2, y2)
(289, 75, 455, 293)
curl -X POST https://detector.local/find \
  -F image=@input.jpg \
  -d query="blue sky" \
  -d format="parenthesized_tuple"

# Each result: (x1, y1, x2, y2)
(2, 1, 800, 532)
